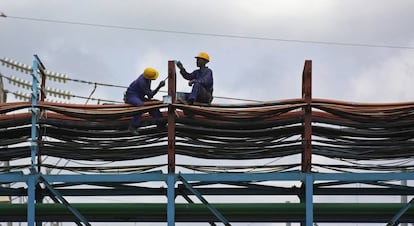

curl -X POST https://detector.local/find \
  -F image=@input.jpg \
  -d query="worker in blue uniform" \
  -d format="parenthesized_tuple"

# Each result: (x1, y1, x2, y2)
(125, 67, 165, 135)
(176, 51, 213, 105)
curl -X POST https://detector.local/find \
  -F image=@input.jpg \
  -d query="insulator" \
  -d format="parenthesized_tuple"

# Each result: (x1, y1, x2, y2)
(24, 80, 31, 88)
(8, 75, 15, 84)
(24, 64, 31, 71)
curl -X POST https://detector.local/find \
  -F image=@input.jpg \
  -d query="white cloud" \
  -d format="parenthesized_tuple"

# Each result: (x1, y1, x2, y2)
(350, 50, 414, 102)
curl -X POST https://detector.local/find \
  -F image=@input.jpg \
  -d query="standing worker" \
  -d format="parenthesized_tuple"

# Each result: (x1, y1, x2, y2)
(125, 67, 165, 135)
(176, 51, 213, 105)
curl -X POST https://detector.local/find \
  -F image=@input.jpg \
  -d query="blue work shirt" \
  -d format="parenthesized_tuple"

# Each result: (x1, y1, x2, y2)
(180, 67, 213, 92)
(126, 74, 154, 100)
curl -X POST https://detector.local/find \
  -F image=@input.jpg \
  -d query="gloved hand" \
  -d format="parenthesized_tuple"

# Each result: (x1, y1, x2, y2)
(176, 61, 184, 70)
(158, 80, 166, 88)
(188, 80, 195, 86)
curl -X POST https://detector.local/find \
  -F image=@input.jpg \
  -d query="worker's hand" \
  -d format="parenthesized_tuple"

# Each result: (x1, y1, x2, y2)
(176, 61, 184, 70)
(188, 80, 195, 86)
(158, 80, 166, 88)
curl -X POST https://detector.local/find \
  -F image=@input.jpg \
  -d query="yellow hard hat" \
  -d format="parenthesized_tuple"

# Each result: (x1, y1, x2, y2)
(143, 67, 159, 80)
(195, 51, 210, 62)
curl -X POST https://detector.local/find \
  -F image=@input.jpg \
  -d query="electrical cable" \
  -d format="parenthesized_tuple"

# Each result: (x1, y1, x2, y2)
(1, 58, 262, 103)
(2, 15, 414, 50)
(85, 82, 97, 104)
(2, 97, 414, 172)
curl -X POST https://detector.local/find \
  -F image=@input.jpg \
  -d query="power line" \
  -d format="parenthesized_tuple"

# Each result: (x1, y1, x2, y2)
(2, 15, 414, 50)
(1, 63, 262, 103)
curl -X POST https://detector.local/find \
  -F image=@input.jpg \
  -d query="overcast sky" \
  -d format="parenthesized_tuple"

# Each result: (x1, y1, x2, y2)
(1, 0, 414, 105)
(1, 1, 414, 226)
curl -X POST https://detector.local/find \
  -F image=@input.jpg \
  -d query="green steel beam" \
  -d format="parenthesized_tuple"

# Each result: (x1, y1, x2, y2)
(4, 187, 414, 197)
(0, 203, 413, 223)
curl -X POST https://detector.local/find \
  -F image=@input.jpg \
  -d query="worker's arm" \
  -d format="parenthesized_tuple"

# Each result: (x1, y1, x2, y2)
(176, 61, 194, 81)
(151, 80, 165, 97)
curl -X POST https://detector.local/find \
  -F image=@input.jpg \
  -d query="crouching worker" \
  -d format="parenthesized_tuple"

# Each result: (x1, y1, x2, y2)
(176, 51, 213, 105)
(125, 67, 165, 135)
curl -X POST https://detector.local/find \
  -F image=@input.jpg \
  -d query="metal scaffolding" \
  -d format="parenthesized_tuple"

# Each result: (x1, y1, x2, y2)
(0, 56, 414, 225)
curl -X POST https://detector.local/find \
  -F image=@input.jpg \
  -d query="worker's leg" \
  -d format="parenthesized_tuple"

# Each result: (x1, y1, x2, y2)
(149, 109, 166, 129)
(126, 95, 144, 127)
(190, 84, 211, 104)
(188, 83, 202, 104)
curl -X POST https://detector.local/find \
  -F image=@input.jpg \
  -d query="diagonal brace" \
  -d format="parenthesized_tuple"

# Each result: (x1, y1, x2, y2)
(40, 176, 91, 226)
(180, 188, 217, 226)
(386, 198, 414, 226)
(178, 174, 231, 226)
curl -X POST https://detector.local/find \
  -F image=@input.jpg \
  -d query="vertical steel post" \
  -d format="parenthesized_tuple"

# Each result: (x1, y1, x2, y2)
(400, 169, 408, 226)
(167, 60, 177, 226)
(28, 56, 41, 226)
(305, 174, 314, 226)
(301, 60, 312, 172)
(31, 58, 40, 172)
(27, 174, 36, 226)
(168, 60, 176, 173)
(167, 174, 175, 226)
(34, 55, 46, 173)
(301, 60, 313, 226)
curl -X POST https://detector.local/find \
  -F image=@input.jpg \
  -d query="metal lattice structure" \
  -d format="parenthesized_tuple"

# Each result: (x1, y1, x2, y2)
(1, 56, 414, 225)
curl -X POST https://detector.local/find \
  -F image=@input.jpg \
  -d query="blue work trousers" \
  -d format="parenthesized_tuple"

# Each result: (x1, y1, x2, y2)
(188, 83, 212, 104)
(126, 95, 162, 127)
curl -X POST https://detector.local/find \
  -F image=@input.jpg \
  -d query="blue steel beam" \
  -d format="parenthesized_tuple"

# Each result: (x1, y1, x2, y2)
(1, 171, 413, 185)
(1, 171, 414, 225)
(22, 172, 414, 184)
(0, 172, 26, 182)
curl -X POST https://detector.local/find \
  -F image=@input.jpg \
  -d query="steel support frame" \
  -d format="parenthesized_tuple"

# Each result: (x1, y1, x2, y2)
(1, 171, 414, 222)
(2, 59, 414, 225)
(28, 55, 92, 226)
